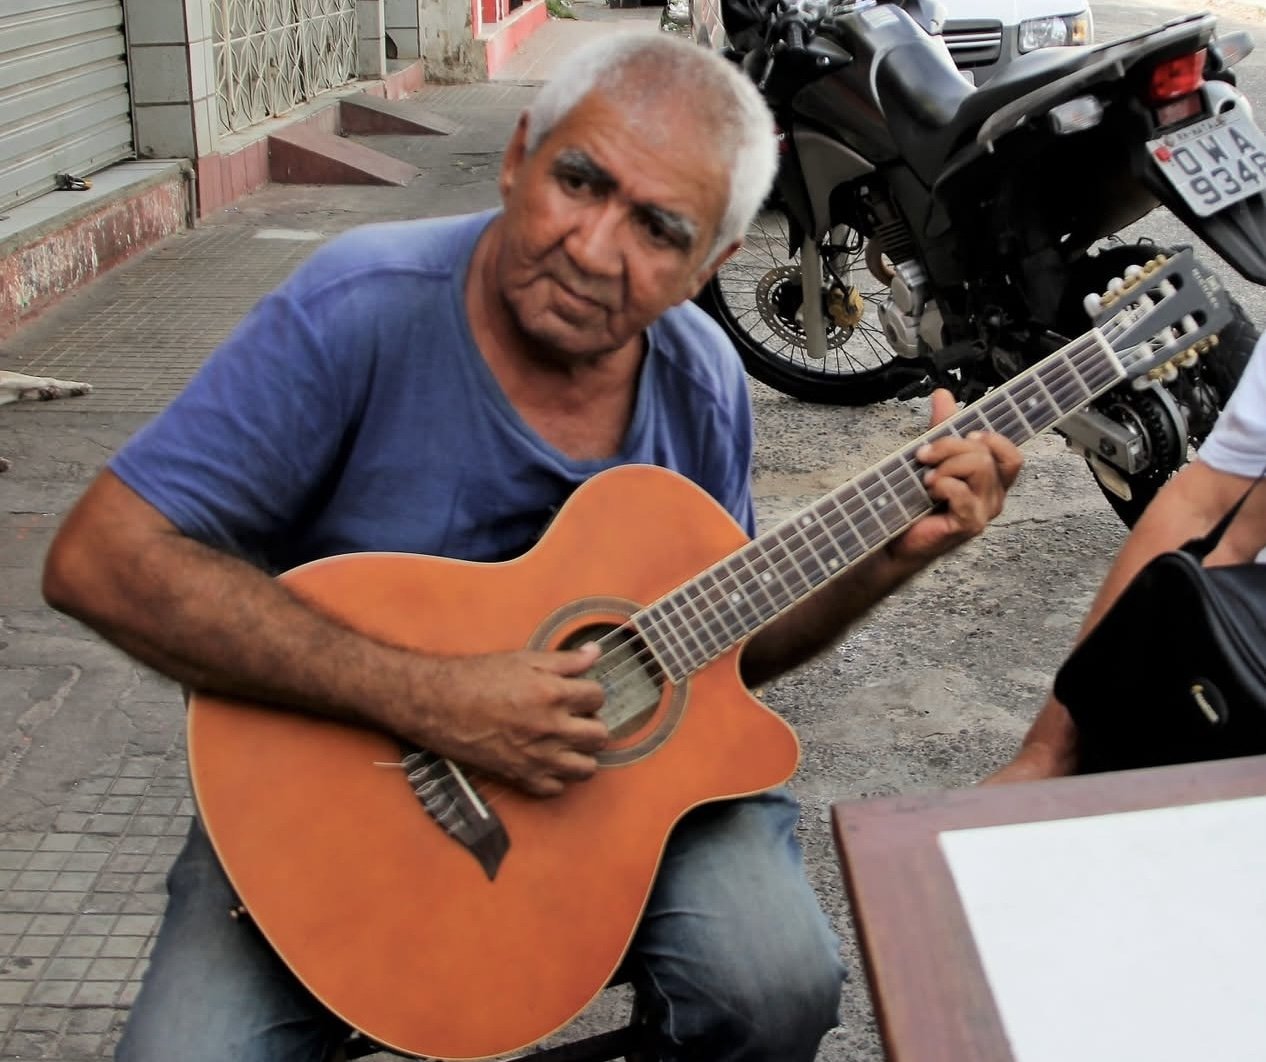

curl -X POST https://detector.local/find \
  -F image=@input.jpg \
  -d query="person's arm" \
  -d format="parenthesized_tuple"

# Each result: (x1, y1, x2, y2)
(43, 471, 609, 797)
(742, 389, 1023, 686)
(985, 457, 1266, 784)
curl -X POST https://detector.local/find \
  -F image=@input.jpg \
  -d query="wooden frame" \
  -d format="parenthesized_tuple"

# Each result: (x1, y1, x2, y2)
(831, 755, 1266, 1062)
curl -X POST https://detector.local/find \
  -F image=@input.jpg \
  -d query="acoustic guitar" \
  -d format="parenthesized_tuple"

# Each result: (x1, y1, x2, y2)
(189, 251, 1227, 1059)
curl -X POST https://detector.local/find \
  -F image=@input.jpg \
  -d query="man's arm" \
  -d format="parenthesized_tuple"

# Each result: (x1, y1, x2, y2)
(43, 471, 610, 797)
(742, 390, 1023, 686)
(986, 457, 1266, 783)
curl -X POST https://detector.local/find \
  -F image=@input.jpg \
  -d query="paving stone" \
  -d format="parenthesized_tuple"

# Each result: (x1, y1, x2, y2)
(27, 980, 77, 1005)
(55, 936, 104, 960)
(0, 983, 30, 1005)
(0, 21, 655, 1057)
(14, 1004, 66, 1032)
(26, 916, 73, 936)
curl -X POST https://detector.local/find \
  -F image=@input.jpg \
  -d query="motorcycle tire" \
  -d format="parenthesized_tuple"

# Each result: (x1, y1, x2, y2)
(1059, 244, 1259, 528)
(695, 208, 924, 406)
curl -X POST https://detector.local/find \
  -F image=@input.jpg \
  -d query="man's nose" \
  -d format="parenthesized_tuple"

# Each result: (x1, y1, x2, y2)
(565, 200, 625, 278)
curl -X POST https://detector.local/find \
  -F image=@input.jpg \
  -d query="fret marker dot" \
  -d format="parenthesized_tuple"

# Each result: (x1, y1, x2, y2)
(800, 516, 811, 526)
(730, 592, 743, 603)
(761, 572, 773, 583)
(829, 558, 840, 569)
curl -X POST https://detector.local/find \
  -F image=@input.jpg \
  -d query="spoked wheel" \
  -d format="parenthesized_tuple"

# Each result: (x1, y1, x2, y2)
(695, 208, 926, 405)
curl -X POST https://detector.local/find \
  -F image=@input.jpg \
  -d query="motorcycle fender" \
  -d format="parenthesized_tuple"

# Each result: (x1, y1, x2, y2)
(1153, 185, 1266, 284)
(792, 129, 875, 240)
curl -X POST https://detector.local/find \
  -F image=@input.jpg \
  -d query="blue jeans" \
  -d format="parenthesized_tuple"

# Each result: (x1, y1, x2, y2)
(116, 790, 843, 1061)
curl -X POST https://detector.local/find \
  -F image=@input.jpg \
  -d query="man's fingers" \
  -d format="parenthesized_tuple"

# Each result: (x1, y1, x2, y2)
(981, 433, 1024, 488)
(558, 714, 610, 752)
(918, 435, 1023, 491)
(926, 387, 957, 427)
(544, 642, 601, 676)
(548, 749, 600, 782)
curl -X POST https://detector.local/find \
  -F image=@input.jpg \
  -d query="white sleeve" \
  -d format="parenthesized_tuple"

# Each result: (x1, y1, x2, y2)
(1197, 332, 1266, 478)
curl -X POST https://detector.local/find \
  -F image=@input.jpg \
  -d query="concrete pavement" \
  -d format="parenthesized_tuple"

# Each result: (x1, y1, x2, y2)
(0, 4, 658, 1059)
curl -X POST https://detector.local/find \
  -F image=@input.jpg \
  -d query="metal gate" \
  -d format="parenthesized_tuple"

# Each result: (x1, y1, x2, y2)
(212, 0, 357, 136)
(0, 0, 133, 209)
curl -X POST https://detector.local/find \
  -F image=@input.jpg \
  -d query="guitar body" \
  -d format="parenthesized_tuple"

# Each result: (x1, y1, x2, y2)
(188, 465, 801, 1060)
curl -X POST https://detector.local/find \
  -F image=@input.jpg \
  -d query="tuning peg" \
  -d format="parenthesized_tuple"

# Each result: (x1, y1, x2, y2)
(1084, 292, 1103, 316)
(1144, 253, 1169, 274)
(1178, 349, 1199, 368)
(1100, 276, 1126, 308)
(1181, 315, 1197, 334)
(1160, 362, 1178, 382)
(1158, 280, 1177, 299)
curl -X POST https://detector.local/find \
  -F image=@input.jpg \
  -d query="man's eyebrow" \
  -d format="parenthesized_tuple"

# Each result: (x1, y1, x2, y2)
(634, 204, 698, 251)
(552, 149, 699, 251)
(552, 149, 615, 191)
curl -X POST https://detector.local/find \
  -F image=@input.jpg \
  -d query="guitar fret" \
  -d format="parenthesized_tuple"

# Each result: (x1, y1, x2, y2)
(794, 509, 836, 587)
(1029, 366, 1064, 424)
(827, 494, 870, 566)
(858, 470, 909, 538)
(670, 586, 716, 671)
(884, 456, 929, 520)
(695, 570, 744, 648)
(637, 320, 1150, 680)
(636, 604, 690, 683)
(731, 546, 783, 632)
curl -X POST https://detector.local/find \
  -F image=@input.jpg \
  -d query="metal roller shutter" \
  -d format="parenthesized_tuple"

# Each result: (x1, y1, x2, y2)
(0, 0, 133, 209)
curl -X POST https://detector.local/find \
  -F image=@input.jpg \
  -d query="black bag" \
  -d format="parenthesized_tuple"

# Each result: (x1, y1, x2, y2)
(1053, 486, 1266, 773)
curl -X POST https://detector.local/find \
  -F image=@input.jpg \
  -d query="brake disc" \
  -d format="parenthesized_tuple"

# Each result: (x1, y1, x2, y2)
(755, 265, 855, 348)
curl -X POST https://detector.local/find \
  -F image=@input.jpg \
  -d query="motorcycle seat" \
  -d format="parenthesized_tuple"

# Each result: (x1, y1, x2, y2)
(876, 42, 1098, 184)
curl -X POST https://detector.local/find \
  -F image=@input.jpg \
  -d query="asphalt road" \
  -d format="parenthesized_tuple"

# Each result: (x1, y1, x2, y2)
(744, 1, 1266, 1058)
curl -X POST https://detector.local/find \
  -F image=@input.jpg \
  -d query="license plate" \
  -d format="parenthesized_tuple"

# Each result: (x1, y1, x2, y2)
(1148, 110, 1266, 218)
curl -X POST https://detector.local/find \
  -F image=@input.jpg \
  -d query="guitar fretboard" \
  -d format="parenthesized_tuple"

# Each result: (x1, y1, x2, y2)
(633, 329, 1125, 682)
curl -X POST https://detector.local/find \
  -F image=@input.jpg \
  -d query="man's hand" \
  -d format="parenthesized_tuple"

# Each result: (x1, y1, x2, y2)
(417, 644, 611, 798)
(982, 744, 1073, 785)
(889, 388, 1023, 565)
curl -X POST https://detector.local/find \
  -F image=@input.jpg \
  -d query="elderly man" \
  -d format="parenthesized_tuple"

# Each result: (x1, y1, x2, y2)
(43, 32, 1020, 1062)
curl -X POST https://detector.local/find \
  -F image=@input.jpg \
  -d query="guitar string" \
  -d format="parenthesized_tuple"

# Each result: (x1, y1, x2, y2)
(497, 310, 1152, 725)
(575, 313, 1144, 696)
(443, 301, 1175, 811)
(461, 331, 1127, 813)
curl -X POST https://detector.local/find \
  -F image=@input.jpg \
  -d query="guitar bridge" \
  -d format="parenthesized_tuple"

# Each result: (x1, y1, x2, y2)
(402, 749, 509, 881)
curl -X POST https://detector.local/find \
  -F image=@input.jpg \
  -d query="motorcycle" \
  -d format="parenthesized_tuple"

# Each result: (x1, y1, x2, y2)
(698, 0, 1266, 524)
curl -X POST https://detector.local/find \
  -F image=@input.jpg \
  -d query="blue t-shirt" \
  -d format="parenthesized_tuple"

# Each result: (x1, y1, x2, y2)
(110, 211, 756, 573)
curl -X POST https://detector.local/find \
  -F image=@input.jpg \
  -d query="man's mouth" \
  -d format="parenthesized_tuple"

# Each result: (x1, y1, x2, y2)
(552, 277, 608, 315)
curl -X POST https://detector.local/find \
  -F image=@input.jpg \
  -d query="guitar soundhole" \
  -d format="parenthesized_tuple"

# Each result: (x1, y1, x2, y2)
(560, 623, 666, 742)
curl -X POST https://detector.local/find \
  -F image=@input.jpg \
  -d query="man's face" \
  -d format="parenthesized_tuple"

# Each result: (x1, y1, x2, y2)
(494, 90, 737, 364)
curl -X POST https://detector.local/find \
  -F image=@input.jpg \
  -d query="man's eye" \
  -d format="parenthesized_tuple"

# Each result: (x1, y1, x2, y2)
(559, 172, 588, 193)
(641, 215, 679, 249)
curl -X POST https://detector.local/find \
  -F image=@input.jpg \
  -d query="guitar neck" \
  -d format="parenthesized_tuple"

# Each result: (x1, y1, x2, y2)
(635, 327, 1127, 683)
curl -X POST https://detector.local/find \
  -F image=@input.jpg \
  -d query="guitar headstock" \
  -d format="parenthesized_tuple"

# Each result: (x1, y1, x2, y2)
(1084, 248, 1233, 384)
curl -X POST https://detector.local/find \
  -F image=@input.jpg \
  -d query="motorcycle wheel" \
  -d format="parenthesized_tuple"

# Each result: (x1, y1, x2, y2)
(1060, 244, 1259, 528)
(695, 208, 922, 405)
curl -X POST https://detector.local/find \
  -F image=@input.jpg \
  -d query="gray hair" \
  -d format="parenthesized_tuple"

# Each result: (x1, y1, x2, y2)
(524, 33, 777, 260)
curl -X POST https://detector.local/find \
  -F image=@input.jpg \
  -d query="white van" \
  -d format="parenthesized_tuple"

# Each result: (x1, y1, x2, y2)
(942, 0, 1092, 83)
(661, 0, 1093, 84)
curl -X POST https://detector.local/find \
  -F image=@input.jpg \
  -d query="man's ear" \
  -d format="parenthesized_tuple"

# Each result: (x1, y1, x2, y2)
(685, 239, 743, 301)
(500, 112, 532, 203)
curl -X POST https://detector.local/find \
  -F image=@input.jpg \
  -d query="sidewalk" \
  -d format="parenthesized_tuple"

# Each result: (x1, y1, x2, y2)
(0, 4, 658, 1058)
